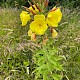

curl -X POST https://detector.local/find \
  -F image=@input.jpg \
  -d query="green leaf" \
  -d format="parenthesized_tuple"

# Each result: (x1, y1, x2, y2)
(33, 64, 46, 73)
(52, 74, 62, 80)
(23, 61, 29, 66)
(55, 64, 63, 71)
(48, 49, 57, 55)
(47, 55, 57, 67)
(43, 70, 48, 80)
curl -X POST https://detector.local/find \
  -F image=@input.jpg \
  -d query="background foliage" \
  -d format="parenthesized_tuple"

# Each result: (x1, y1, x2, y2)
(0, 0, 80, 8)
(0, 0, 80, 80)
(0, 7, 80, 80)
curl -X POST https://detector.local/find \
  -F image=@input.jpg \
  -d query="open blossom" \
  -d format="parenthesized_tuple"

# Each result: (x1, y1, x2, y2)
(30, 14, 48, 35)
(46, 7, 62, 27)
(20, 11, 31, 26)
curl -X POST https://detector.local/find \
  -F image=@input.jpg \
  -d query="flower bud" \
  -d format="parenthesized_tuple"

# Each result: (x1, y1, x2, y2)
(52, 28, 58, 38)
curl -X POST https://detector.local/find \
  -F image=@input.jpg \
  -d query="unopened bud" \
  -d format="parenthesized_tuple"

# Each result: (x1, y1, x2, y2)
(31, 33, 36, 41)
(52, 28, 58, 38)
(50, 7, 57, 12)
(44, 0, 49, 7)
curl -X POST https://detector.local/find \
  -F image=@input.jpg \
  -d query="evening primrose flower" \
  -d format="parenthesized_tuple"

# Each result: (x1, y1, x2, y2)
(30, 14, 48, 35)
(46, 7, 62, 27)
(20, 11, 31, 26)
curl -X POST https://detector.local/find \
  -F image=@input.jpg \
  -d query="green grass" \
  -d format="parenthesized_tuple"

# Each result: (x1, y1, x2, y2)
(0, 8, 80, 80)
(57, 8, 80, 80)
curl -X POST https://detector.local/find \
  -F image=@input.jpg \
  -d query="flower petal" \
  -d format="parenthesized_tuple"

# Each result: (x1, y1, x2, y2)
(47, 7, 62, 27)
(34, 14, 45, 21)
(20, 11, 31, 26)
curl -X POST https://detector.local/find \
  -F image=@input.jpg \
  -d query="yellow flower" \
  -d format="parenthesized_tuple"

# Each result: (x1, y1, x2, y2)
(46, 7, 62, 27)
(52, 28, 58, 38)
(30, 14, 48, 35)
(34, 14, 45, 21)
(20, 11, 30, 26)
(29, 5, 39, 14)
(28, 29, 33, 36)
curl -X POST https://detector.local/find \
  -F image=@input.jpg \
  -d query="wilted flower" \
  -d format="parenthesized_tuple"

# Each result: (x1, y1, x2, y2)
(30, 14, 48, 35)
(46, 7, 62, 27)
(20, 11, 31, 26)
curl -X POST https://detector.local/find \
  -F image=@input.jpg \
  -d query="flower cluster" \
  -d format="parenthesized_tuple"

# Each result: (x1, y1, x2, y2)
(20, 0, 62, 41)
